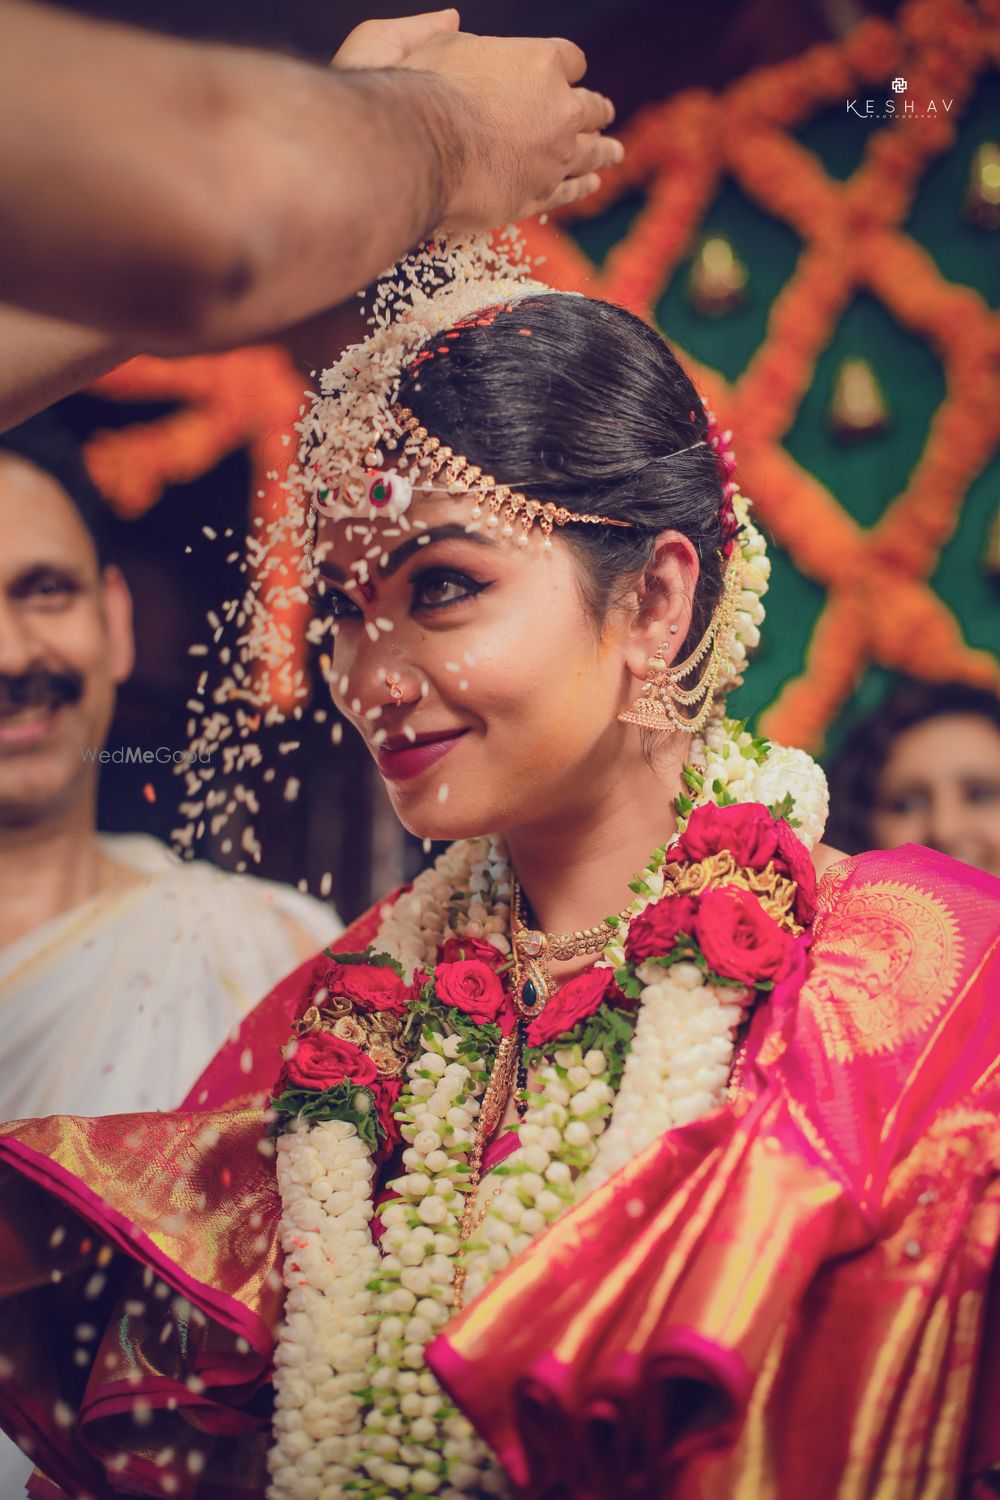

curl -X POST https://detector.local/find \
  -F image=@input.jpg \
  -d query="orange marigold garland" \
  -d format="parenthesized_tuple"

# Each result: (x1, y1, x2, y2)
(519, 0, 1000, 748)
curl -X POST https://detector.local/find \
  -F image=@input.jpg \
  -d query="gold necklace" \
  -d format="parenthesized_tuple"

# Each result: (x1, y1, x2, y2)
(511, 876, 632, 1012)
(454, 879, 634, 1311)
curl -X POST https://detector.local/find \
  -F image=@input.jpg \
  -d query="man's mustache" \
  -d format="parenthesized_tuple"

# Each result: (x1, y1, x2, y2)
(0, 669, 84, 712)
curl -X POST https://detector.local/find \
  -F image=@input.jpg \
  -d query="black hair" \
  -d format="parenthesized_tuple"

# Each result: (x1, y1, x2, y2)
(396, 295, 727, 654)
(0, 410, 113, 566)
(825, 677, 1000, 854)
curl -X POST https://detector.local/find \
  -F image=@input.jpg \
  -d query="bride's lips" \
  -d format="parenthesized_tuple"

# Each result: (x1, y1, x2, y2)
(376, 728, 469, 782)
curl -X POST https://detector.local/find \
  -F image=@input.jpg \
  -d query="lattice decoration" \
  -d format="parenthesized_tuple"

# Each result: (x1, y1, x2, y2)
(522, 0, 1000, 748)
(79, 0, 1000, 749)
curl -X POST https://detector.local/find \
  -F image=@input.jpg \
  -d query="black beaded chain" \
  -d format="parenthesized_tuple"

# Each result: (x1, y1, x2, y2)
(515, 1017, 530, 1119)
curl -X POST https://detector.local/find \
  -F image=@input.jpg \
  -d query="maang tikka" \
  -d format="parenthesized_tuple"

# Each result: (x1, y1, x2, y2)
(618, 547, 741, 735)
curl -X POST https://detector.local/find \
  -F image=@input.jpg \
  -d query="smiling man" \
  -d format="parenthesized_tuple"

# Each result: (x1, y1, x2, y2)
(0, 412, 340, 1126)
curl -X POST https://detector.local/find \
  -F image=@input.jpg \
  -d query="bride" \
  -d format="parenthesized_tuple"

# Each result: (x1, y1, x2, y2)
(0, 240, 997, 1500)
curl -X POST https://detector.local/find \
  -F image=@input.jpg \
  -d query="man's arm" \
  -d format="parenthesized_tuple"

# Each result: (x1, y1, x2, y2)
(0, 304, 130, 431)
(0, 3, 618, 354)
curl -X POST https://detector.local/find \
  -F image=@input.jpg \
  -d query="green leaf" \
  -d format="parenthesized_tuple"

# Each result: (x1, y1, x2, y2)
(613, 965, 643, 1001)
(674, 791, 694, 817)
(767, 791, 801, 827)
(319, 947, 405, 977)
(401, 983, 501, 1066)
(525, 1000, 637, 1093)
(270, 1081, 382, 1151)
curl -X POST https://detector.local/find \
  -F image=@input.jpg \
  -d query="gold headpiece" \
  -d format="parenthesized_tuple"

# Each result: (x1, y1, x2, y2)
(389, 405, 632, 545)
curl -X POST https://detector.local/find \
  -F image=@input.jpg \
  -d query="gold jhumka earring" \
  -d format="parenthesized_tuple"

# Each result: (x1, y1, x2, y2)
(618, 546, 742, 735)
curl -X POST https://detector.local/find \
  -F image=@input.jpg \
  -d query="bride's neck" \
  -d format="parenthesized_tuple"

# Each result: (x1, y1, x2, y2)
(503, 735, 690, 937)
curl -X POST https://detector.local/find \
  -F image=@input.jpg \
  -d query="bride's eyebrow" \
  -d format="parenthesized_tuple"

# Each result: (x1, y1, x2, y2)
(319, 525, 501, 585)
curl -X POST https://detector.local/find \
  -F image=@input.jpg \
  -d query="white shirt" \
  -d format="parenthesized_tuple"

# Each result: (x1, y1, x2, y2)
(0, 833, 341, 1493)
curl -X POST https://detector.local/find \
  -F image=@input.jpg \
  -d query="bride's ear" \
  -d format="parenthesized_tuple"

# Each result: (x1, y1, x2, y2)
(623, 530, 700, 684)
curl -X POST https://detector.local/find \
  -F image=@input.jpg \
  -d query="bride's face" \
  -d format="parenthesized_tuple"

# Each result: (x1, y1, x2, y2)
(313, 490, 639, 840)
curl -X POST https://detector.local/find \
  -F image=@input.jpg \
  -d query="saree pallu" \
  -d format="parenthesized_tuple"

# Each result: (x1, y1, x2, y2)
(0, 847, 998, 1499)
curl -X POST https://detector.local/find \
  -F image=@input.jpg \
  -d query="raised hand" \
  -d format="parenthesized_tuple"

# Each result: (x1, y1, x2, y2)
(398, 30, 623, 227)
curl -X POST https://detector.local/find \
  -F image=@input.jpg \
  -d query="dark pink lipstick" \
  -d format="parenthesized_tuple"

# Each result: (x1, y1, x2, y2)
(376, 728, 468, 782)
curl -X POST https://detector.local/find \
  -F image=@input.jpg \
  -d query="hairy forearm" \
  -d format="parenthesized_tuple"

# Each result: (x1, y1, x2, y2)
(0, 304, 130, 431)
(0, 3, 468, 351)
(194, 59, 470, 349)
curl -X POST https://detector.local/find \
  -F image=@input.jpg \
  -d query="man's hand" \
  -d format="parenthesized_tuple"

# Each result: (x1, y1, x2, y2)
(332, 9, 460, 70)
(398, 31, 621, 228)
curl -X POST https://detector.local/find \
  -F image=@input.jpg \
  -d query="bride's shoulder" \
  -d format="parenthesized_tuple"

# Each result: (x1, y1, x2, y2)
(811, 841, 851, 884)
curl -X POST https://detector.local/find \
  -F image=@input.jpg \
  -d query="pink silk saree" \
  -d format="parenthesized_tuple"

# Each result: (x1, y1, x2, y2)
(0, 845, 998, 1499)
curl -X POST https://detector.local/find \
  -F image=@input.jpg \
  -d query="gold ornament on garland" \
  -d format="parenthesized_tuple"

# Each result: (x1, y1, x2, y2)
(829, 357, 890, 442)
(687, 234, 749, 316)
(963, 142, 1000, 231)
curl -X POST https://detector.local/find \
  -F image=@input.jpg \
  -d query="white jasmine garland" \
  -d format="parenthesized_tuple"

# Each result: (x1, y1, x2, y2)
(582, 962, 747, 1193)
(268, 732, 827, 1496)
(269, 754, 826, 1499)
(374, 836, 511, 983)
(269, 1120, 381, 1499)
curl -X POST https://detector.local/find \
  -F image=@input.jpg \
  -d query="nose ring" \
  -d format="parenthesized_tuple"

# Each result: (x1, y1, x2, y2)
(385, 671, 403, 703)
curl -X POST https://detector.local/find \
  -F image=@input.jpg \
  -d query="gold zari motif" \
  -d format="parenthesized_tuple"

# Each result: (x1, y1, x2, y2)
(805, 877, 964, 1055)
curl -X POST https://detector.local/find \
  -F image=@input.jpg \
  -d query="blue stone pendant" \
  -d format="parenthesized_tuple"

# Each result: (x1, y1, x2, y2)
(516, 956, 549, 1018)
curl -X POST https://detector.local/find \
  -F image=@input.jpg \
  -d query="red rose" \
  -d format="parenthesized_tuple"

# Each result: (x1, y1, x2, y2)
(370, 1076, 404, 1155)
(625, 895, 699, 964)
(525, 968, 618, 1048)
(284, 1032, 377, 1091)
(434, 960, 506, 1025)
(437, 936, 505, 970)
(321, 963, 409, 1014)
(694, 886, 793, 987)
(772, 821, 818, 925)
(676, 802, 779, 872)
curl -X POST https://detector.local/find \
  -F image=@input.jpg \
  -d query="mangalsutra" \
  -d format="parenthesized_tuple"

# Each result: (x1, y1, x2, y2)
(454, 880, 634, 1311)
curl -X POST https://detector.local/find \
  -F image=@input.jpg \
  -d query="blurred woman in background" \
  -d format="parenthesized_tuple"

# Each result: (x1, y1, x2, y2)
(826, 678, 1000, 878)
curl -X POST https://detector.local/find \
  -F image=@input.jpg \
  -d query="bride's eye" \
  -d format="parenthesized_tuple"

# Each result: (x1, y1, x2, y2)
(412, 567, 487, 611)
(309, 583, 359, 619)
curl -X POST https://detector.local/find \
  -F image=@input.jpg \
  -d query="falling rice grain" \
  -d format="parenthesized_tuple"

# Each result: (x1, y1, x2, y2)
(438, 783, 449, 803)
(52, 1400, 75, 1430)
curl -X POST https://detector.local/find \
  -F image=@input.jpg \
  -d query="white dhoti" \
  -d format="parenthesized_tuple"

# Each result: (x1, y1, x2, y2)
(0, 833, 340, 1497)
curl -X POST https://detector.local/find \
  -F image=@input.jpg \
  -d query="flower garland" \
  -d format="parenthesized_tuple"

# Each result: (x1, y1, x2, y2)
(266, 735, 827, 1498)
(264, 399, 828, 1493)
